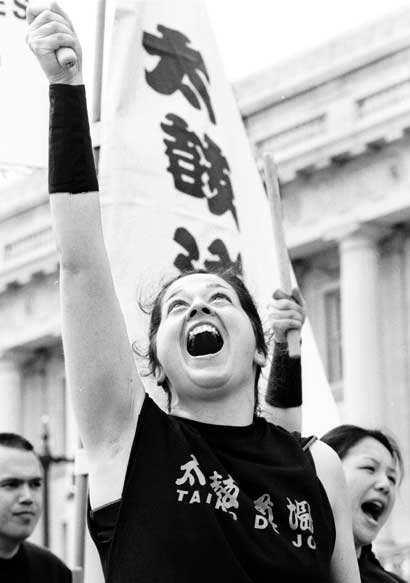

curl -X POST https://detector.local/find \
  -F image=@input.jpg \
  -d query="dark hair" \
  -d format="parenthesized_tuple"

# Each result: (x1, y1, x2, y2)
(321, 424, 404, 482)
(135, 268, 267, 413)
(0, 433, 34, 452)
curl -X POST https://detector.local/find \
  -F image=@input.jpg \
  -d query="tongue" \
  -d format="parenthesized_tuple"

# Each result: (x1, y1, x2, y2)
(362, 503, 379, 522)
(187, 331, 223, 356)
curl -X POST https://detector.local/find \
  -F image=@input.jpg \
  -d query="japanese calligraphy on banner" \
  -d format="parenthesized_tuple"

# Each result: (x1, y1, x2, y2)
(99, 0, 339, 433)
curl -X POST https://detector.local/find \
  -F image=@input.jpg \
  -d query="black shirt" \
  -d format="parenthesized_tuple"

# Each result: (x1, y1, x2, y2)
(0, 542, 72, 583)
(359, 546, 407, 583)
(89, 395, 335, 583)
(0, 546, 28, 583)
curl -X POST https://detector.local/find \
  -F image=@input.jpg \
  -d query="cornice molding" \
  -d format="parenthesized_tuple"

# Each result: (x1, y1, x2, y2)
(235, 7, 410, 117)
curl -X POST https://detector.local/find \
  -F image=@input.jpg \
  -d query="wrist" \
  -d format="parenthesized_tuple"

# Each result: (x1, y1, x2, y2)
(274, 332, 287, 344)
(274, 340, 288, 353)
(50, 74, 83, 86)
(266, 342, 302, 408)
(49, 85, 98, 194)
(48, 66, 83, 86)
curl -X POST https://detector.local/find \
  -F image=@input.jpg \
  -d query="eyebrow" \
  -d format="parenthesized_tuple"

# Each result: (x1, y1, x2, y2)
(165, 282, 231, 302)
(0, 476, 43, 483)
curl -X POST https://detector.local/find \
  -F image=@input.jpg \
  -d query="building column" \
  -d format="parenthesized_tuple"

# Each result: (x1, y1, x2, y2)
(338, 224, 384, 426)
(0, 353, 23, 432)
(379, 228, 410, 544)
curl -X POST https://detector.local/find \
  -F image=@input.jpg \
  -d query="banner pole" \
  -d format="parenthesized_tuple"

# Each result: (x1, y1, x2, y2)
(93, 0, 107, 123)
(263, 152, 301, 357)
(71, 446, 89, 583)
(92, 0, 107, 170)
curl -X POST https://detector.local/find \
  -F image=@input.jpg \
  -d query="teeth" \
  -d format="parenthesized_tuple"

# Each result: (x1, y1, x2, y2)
(188, 324, 219, 339)
(186, 323, 224, 357)
(366, 500, 384, 511)
(362, 500, 384, 521)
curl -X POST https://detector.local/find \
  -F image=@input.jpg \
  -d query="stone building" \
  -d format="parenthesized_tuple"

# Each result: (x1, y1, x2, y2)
(0, 5, 409, 580)
(235, 6, 410, 572)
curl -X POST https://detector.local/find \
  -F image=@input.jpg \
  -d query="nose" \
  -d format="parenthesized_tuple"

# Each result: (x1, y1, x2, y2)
(18, 483, 34, 504)
(375, 473, 391, 495)
(188, 302, 212, 319)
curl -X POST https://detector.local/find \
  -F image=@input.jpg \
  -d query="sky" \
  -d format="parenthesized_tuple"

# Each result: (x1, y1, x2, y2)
(67, 0, 410, 82)
(203, 0, 410, 81)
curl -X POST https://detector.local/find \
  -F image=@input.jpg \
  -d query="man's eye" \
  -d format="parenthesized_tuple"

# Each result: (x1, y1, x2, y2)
(30, 480, 42, 489)
(211, 293, 231, 303)
(2, 482, 18, 489)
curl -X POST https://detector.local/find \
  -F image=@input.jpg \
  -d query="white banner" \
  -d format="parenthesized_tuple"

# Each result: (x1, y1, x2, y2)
(99, 0, 339, 434)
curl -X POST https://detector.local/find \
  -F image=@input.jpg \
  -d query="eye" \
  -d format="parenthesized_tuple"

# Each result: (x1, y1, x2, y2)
(388, 475, 397, 486)
(362, 466, 375, 473)
(211, 292, 232, 303)
(167, 299, 188, 314)
(30, 479, 43, 490)
(2, 480, 18, 490)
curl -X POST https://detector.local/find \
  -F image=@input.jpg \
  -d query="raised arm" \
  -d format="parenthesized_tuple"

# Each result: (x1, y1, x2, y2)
(26, 1, 145, 507)
(262, 288, 304, 432)
(311, 441, 361, 583)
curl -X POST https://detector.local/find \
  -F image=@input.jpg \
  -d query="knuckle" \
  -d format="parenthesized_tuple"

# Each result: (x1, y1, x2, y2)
(48, 20, 59, 31)
(28, 38, 38, 52)
(43, 9, 55, 21)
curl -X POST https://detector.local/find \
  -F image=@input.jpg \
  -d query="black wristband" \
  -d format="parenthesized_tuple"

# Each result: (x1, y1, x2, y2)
(265, 342, 302, 408)
(49, 84, 98, 194)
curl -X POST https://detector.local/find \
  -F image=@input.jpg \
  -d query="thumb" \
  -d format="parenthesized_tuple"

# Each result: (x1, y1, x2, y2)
(291, 287, 305, 307)
(273, 288, 289, 301)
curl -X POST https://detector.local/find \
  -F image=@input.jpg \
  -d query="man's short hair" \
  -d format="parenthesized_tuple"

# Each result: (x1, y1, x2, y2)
(0, 433, 35, 452)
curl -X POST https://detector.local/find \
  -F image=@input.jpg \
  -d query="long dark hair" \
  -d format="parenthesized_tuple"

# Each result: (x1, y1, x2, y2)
(321, 424, 404, 482)
(135, 268, 267, 413)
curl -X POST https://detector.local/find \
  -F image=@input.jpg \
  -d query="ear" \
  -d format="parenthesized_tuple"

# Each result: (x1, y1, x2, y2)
(155, 366, 166, 385)
(253, 349, 267, 367)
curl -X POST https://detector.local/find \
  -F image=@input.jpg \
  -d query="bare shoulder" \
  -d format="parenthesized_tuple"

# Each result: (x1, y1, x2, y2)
(310, 439, 343, 470)
(311, 442, 360, 583)
(310, 440, 347, 510)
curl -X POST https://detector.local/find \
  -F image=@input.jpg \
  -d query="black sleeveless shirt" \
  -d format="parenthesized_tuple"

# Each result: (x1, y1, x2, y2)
(88, 395, 335, 583)
(359, 546, 407, 583)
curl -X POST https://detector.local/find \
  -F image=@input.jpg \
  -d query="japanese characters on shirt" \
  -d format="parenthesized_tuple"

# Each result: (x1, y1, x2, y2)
(175, 454, 317, 550)
(142, 24, 242, 274)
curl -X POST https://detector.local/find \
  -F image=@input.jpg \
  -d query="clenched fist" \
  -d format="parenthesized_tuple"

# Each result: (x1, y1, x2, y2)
(266, 288, 306, 343)
(26, 1, 83, 85)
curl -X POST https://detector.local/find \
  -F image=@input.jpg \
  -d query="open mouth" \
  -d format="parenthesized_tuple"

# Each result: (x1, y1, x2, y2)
(361, 500, 385, 523)
(187, 324, 224, 356)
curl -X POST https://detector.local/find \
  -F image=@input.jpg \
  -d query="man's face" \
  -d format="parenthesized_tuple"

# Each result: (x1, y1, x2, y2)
(0, 446, 43, 548)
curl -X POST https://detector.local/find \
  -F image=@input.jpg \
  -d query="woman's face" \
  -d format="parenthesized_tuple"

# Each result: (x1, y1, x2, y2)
(155, 273, 265, 404)
(342, 437, 399, 552)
